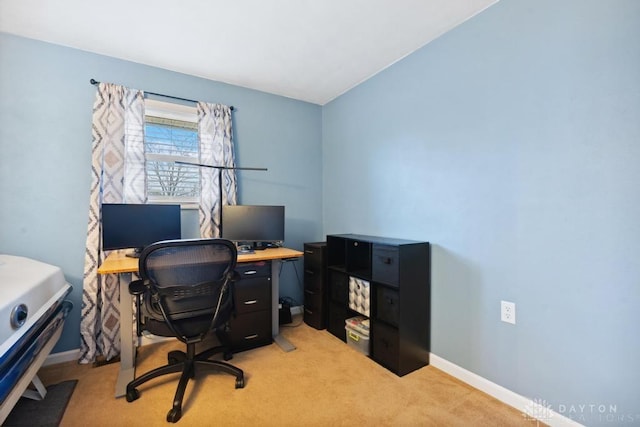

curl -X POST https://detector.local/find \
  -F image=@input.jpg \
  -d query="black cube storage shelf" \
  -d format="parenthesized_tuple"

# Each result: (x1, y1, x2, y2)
(325, 234, 430, 376)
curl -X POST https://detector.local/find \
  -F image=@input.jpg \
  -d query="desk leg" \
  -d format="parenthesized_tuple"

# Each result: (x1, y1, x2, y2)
(271, 259, 296, 352)
(115, 272, 136, 398)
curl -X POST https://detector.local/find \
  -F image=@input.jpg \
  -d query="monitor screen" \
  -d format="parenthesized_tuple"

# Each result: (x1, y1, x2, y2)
(221, 205, 284, 248)
(102, 203, 181, 256)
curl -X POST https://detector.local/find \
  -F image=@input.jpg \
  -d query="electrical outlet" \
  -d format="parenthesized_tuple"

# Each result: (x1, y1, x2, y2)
(501, 300, 516, 324)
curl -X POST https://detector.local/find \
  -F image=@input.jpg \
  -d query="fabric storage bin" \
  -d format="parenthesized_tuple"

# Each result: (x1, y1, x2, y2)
(328, 301, 349, 341)
(348, 276, 370, 317)
(372, 245, 400, 287)
(376, 285, 400, 327)
(330, 270, 349, 302)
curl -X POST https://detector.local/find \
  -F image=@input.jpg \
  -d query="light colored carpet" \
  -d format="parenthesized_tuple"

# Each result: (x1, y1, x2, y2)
(38, 317, 537, 426)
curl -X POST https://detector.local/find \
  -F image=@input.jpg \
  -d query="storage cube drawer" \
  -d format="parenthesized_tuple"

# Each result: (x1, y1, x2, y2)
(304, 306, 325, 330)
(304, 291, 326, 330)
(234, 277, 271, 314)
(376, 285, 399, 327)
(303, 243, 325, 269)
(303, 295, 325, 317)
(372, 245, 399, 287)
(328, 270, 348, 303)
(304, 267, 324, 292)
(327, 300, 348, 342)
(304, 288, 324, 311)
(236, 261, 271, 278)
(371, 321, 400, 373)
(228, 310, 272, 351)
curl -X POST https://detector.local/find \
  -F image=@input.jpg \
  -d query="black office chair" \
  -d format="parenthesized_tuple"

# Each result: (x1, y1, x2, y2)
(125, 238, 245, 423)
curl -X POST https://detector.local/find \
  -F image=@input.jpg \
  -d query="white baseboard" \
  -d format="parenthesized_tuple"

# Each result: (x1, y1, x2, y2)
(430, 354, 583, 427)
(139, 334, 173, 347)
(43, 349, 81, 366)
(42, 337, 169, 366)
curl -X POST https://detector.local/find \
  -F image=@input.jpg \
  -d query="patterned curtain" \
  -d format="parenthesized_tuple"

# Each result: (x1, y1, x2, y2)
(79, 83, 146, 364)
(197, 102, 237, 238)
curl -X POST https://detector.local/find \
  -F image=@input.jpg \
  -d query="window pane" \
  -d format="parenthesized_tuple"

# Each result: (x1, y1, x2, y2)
(144, 115, 199, 203)
(146, 161, 199, 198)
(145, 117, 198, 158)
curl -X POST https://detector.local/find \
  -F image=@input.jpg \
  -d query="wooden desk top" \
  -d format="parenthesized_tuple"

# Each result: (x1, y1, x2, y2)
(97, 246, 303, 275)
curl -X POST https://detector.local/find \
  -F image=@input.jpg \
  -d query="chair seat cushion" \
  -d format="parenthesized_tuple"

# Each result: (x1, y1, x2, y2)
(142, 313, 219, 337)
(141, 288, 233, 338)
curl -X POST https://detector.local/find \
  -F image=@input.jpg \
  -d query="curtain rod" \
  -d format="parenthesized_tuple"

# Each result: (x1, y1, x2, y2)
(89, 79, 234, 111)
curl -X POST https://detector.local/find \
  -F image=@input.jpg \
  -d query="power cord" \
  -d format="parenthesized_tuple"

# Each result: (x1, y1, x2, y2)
(278, 258, 304, 327)
(279, 296, 304, 327)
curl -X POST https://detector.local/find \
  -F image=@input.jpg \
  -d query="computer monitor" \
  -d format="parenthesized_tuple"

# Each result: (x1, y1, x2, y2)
(221, 205, 285, 250)
(101, 203, 181, 257)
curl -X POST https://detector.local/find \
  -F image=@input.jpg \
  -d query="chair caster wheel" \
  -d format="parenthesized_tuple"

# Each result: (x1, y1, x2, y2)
(167, 407, 182, 423)
(235, 377, 245, 389)
(168, 350, 183, 364)
(125, 388, 140, 402)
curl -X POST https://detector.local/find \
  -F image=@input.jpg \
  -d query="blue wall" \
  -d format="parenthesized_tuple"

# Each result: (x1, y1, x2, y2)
(323, 0, 639, 423)
(0, 33, 322, 353)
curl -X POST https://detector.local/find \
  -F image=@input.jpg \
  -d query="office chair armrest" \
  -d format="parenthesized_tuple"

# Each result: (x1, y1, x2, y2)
(231, 270, 241, 282)
(129, 279, 146, 296)
(129, 279, 145, 337)
(229, 271, 241, 318)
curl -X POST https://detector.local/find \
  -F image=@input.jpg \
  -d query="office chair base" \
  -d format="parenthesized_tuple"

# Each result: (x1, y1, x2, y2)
(167, 407, 182, 423)
(167, 344, 234, 365)
(125, 388, 140, 402)
(197, 344, 234, 361)
(126, 356, 244, 423)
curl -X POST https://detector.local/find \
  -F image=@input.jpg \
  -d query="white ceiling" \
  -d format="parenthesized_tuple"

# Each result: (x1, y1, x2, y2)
(0, 0, 497, 105)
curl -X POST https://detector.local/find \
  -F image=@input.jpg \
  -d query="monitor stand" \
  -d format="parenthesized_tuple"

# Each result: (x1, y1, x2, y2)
(126, 247, 143, 258)
(237, 242, 275, 253)
(251, 242, 275, 251)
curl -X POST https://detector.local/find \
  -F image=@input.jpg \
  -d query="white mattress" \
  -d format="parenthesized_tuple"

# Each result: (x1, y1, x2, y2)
(0, 255, 71, 357)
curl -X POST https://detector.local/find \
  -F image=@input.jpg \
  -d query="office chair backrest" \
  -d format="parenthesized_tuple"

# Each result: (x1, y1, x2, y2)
(138, 238, 238, 333)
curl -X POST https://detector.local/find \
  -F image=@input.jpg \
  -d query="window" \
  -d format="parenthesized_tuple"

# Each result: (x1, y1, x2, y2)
(144, 99, 199, 206)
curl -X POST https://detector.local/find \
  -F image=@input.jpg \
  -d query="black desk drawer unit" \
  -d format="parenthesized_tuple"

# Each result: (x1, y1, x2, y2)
(303, 242, 327, 330)
(228, 261, 272, 352)
(326, 234, 430, 376)
(234, 277, 271, 314)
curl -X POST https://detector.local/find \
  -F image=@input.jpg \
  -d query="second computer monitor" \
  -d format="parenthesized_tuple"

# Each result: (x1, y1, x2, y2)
(221, 205, 284, 249)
